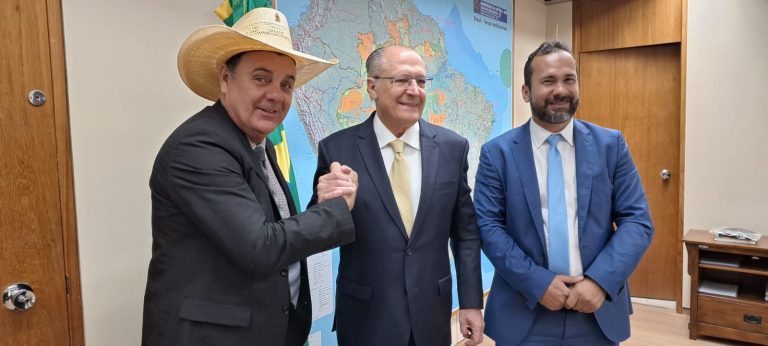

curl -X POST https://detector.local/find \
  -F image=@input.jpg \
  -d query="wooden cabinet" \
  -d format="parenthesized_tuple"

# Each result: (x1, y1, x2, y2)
(684, 229, 768, 344)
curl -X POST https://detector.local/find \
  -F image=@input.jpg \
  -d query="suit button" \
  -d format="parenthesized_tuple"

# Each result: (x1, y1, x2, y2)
(282, 305, 289, 315)
(280, 269, 288, 277)
(406, 248, 413, 256)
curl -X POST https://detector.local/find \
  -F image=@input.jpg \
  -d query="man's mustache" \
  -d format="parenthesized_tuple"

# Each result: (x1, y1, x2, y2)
(546, 95, 574, 104)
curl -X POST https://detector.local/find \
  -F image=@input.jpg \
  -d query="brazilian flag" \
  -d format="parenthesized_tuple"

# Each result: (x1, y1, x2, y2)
(215, 0, 303, 211)
(214, 0, 273, 26)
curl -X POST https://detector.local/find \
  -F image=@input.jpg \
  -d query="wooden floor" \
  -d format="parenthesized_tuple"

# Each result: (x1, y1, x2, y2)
(456, 303, 746, 345)
(624, 304, 744, 346)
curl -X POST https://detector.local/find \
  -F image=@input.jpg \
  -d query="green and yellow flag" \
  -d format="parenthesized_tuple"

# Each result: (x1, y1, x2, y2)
(215, 0, 302, 210)
(215, 0, 273, 26)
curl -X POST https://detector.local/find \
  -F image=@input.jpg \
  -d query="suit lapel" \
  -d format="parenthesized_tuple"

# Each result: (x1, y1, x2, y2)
(412, 120, 438, 238)
(356, 113, 408, 239)
(214, 101, 271, 192)
(511, 121, 547, 250)
(573, 120, 594, 239)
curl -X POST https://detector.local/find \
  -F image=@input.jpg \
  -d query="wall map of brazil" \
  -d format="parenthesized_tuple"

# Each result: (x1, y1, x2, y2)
(279, 1, 512, 344)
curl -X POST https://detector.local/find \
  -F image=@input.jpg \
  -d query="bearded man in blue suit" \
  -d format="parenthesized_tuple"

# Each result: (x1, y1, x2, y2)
(474, 41, 653, 345)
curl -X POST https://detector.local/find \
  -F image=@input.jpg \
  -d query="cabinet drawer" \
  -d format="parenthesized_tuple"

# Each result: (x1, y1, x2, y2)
(699, 295, 768, 334)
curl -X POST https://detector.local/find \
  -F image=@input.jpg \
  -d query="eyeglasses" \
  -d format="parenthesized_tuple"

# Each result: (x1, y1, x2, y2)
(371, 76, 433, 89)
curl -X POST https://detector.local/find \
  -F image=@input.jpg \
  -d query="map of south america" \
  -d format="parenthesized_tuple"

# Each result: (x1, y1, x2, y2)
(289, 0, 506, 185)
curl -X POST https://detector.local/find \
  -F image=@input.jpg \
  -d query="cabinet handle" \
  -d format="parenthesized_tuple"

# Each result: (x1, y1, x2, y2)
(744, 314, 762, 325)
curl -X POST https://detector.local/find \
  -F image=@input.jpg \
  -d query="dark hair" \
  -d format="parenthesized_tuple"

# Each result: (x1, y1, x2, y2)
(365, 46, 389, 77)
(523, 41, 574, 88)
(225, 52, 246, 73)
(225, 51, 297, 74)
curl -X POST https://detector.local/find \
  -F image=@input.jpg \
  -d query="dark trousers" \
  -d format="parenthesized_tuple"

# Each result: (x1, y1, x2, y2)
(520, 309, 617, 346)
(285, 304, 310, 346)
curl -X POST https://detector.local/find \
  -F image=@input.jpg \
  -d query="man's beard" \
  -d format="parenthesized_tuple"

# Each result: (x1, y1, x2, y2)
(531, 95, 579, 124)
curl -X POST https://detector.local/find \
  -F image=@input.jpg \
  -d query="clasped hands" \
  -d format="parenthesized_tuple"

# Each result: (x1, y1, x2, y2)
(539, 275, 606, 313)
(316, 162, 358, 210)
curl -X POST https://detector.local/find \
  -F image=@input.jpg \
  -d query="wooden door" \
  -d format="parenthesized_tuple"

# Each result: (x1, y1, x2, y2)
(576, 45, 681, 300)
(0, 0, 83, 344)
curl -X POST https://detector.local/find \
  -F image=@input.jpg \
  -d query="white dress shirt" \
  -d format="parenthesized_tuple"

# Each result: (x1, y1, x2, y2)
(530, 119, 583, 276)
(373, 115, 422, 217)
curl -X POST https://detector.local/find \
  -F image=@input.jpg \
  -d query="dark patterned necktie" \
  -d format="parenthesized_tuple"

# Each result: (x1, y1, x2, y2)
(253, 146, 299, 306)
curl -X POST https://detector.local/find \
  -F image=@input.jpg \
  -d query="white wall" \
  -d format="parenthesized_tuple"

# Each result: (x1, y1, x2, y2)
(512, 0, 572, 126)
(545, 1, 572, 46)
(682, 0, 768, 307)
(685, 0, 768, 238)
(62, 1, 217, 344)
(513, 0, 547, 126)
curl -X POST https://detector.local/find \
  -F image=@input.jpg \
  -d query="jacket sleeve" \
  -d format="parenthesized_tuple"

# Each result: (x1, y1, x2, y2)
(583, 132, 654, 301)
(164, 134, 355, 278)
(450, 139, 484, 309)
(307, 139, 332, 209)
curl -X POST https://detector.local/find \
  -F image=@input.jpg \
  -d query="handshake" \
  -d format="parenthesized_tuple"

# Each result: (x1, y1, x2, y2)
(316, 162, 359, 210)
(540, 275, 607, 313)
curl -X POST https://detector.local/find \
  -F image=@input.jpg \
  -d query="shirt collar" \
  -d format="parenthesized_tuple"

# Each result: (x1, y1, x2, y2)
(373, 113, 421, 151)
(530, 117, 575, 148)
(249, 138, 267, 150)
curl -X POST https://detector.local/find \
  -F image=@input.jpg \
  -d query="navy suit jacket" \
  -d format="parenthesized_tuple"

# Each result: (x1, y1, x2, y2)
(474, 119, 653, 345)
(143, 102, 354, 345)
(310, 113, 483, 346)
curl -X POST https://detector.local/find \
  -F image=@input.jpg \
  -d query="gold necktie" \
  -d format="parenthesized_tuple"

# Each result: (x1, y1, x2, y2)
(389, 139, 413, 237)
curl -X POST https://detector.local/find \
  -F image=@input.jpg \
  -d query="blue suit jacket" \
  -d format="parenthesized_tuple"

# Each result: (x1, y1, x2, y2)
(474, 119, 653, 345)
(310, 113, 483, 346)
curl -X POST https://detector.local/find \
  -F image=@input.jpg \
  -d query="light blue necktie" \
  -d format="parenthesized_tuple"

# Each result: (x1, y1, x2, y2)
(546, 134, 570, 275)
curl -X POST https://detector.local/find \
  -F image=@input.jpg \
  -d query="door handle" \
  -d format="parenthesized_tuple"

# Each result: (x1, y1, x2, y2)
(660, 169, 671, 181)
(3, 283, 36, 311)
(28, 90, 46, 106)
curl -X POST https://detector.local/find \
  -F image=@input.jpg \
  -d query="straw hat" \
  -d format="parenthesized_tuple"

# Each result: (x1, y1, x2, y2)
(177, 7, 338, 101)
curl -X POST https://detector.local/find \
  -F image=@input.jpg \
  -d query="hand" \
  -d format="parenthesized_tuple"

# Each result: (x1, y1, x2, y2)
(316, 162, 358, 210)
(339, 163, 358, 210)
(459, 308, 484, 346)
(539, 275, 583, 311)
(564, 277, 606, 313)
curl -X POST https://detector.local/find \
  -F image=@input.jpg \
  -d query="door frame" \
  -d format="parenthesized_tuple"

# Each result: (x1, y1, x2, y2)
(572, 0, 687, 313)
(676, 0, 688, 315)
(47, 0, 85, 343)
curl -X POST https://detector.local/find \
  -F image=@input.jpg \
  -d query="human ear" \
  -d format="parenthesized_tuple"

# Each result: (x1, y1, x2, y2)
(522, 83, 530, 103)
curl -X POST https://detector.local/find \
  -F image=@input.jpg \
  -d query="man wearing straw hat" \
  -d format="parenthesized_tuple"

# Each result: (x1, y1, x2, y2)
(142, 8, 357, 346)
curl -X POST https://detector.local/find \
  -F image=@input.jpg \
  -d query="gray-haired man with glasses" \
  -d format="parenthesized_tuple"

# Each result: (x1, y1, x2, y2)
(309, 45, 485, 345)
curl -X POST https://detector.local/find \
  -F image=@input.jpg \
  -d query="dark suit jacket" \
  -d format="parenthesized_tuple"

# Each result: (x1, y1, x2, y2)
(142, 102, 355, 345)
(309, 113, 483, 346)
(474, 119, 653, 345)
